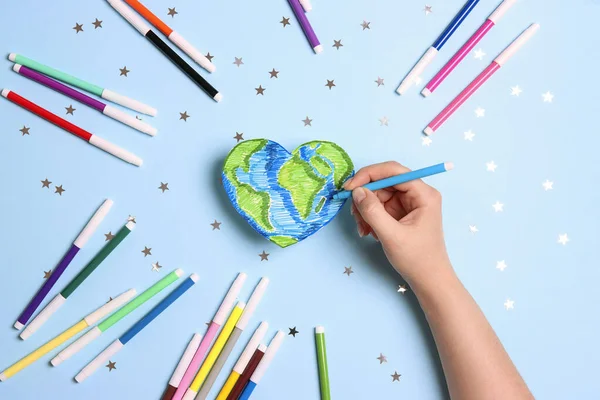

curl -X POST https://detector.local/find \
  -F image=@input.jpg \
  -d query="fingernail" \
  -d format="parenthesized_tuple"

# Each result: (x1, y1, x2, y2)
(343, 177, 354, 189)
(352, 187, 366, 204)
(357, 225, 366, 237)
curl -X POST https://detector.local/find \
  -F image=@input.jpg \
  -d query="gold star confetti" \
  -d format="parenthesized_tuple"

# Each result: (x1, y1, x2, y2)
(280, 17, 291, 27)
(128, 215, 136, 223)
(105, 231, 115, 241)
(379, 116, 389, 126)
(167, 7, 178, 17)
(233, 57, 244, 67)
(504, 298, 515, 310)
(302, 116, 312, 127)
(360, 20, 371, 30)
(325, 79, 336, 90)
(158, 182, 169, 193)
(332, 39, 343, 49)
(391, 371, 401, 382)
(259, 251, 269, 261)
(41, 178, 51, 188)
(106, 360, 117, 371)
(343, 266, 354, 276)
(142, 247, 152, 257)
(234, 132, 244, 142)
(152, 261, 163, 272)
(397, 284, 408, 294)
(288, 327, 299, 337)
(210, 220, 222, 230)
(179, 111, 190, 121)
(92, 18, 103, 29)
(375, 77, 384, 86)
(255, 85, 266, 95)
(205, 52, 214, 62)
(377, 353, 387, 364)
(55, 185, 65, 196)
(43, 270, 52, 279)
(269, 68, 279, 78)
(65, 105, 76, 115)
(119, 66, 130, 77)
(19, 126, 30, 136)
(73, 23, 84, 33)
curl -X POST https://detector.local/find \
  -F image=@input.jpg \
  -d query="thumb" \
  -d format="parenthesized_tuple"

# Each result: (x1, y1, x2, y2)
(352, 187, 397, 240)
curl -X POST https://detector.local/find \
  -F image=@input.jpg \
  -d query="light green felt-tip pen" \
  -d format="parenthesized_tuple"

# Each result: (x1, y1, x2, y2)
(50, 268, 184, 366)
(315, 326, 331, 400)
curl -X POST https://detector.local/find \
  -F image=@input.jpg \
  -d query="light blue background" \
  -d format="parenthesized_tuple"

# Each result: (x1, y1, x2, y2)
(1, 0, 598, 399)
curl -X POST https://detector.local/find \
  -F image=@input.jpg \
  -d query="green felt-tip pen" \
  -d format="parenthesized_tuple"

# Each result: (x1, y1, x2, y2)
(315, 326, 331, 400)
(51, 268, 184, 366)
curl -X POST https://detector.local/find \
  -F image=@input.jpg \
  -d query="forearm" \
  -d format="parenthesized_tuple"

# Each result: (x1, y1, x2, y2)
(411, 267, 533, 400)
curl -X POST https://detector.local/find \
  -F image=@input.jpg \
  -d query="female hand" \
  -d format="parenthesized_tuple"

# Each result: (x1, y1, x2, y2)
(345, 161, 453, 286)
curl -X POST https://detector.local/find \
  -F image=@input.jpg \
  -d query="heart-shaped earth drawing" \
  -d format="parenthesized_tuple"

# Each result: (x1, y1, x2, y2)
(222, 139, 355, 248)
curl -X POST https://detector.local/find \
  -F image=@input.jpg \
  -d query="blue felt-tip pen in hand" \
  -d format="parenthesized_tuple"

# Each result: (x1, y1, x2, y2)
(332, 162, 454, 200)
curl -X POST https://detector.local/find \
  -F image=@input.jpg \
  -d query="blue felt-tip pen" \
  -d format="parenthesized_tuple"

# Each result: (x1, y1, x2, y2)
(332, 162, 454, 200)
(396, 0, 480, 95)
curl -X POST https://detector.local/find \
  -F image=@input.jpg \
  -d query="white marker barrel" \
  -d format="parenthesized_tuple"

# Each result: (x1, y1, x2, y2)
(233, 322, 269, 374)
(169, 333, 203, 387)
(101, 88, 157, 117)
(168, 32, 215, 73)
(107, 0, 151, 35)
(52, 327, 101, 366)
(88, 135, 143, 167)
(75, 340, 124, 383)
(488, 0, 517, 24)
(73, 199, 114, 248)
(396, 47, 438, 95)
(251, 331, 285, 384)
(20, 294, 66, 340)
(103, 105, 157, 136)
(494, 23, 540, 66)
(84, 289, 136, 325)
(236, 278, 269, 330)
(214, 273, 247, 325)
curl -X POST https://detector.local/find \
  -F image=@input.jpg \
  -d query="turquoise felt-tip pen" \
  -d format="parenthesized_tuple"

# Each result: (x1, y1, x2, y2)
(332, 162, 454, 200)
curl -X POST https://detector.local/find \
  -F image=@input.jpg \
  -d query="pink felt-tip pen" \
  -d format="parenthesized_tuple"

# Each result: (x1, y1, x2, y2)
(424, 23, 539, 135)
(422, 0, 517, 97)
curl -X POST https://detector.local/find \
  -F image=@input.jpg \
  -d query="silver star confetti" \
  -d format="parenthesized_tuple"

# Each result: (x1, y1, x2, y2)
(106, 360, 117, 371)
(375, 77, 384, 87)
(167, 7, 178, 17)
(475, 107, 486, 118)
(464, 130, 475, 141)
(302, 116, 313, 127)
(142, 247, 152, 257)
(180, 111, 190, 121)
(424, 5, 433, 15)
(259, 251, 269, 261)
(325, 79, 336, 90)
(92, 18, 103, 29)
(255, 85, 266, 95)
(377, 353, 387, 364)
(504, 299, 515, 310)
(510, 85, 523, 96)
(128, 215, 136, 223)
(496, 261, 507, 272)
(65, 105, 76, 115)
(205, 52, 214, 62)
(55, 185, 65, 196)
(158, 182, 169, 193)
(152, 261, 163, 272)
(269, 68, 279, 78)
(43, 270, 52, 279)
(391, 371, 401, 382)
(234, 132, 244, 142)
(486, 161, 498, 172)
(20, 126, 30, 136)
(469, 225, 479, 234)
(343, 266, 354, 276)
(473, 48, 486, 60)
(73, 23, 84, 33)
(558, 234, 569, 245)
(332, 39, 343, 49)
(543, 180, 554, 191)
(280, 17, 290, 27)
(379, 116, 389, 126)
(492, 201, 504, 212)
(41, 178, 51, 188)
(397, 284, 408, 294)
(105, 231, 114, 241)
(119, 66, 130, 77)
(361, 20, 371, 30)
(210, 220, 222, 230)
(542, 91, 554, 103)
(233, 57, 244, 67)
(422, 137, 432, 146)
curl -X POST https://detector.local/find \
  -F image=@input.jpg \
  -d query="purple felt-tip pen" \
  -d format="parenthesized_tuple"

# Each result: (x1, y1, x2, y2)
(12, 64, 157, 136)
(287, 0, 322, 54)
(14, 199, 113, 332)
